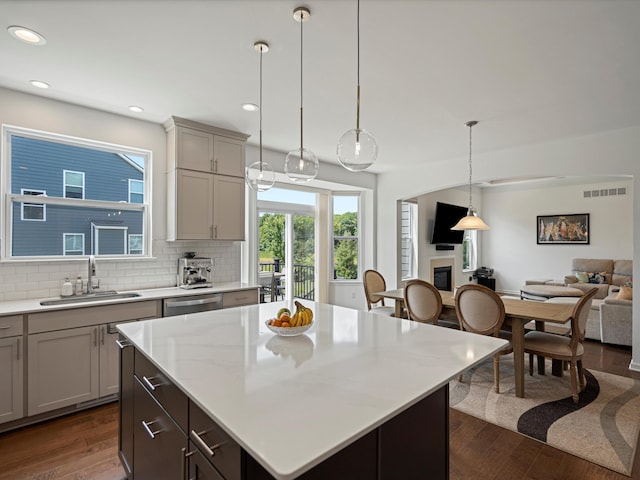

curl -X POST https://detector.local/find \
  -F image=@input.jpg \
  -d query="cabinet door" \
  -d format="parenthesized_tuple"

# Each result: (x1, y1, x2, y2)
(177, 126, 214, 172)
(28, 326, 99, 415)
(213, 175, 245, 240)
(0, 337, 23, 424)
(134, 378, 186, 479)
(188, 442, 225, 480)
(177, 169, 214, 240)
(213, 135, 245, 177)
(118, 336, 135, 479)
(99, 325, 120, 397)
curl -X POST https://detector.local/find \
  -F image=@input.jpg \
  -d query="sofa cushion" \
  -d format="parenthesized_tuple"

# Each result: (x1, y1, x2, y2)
(567, 282, 609, 299)
(616, 286, 633, 300)
(611, 259, 633, 286)
(571, 258, 614, 279)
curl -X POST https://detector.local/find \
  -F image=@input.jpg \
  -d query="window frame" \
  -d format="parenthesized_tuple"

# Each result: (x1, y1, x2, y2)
(331, 192, 362, 282)
(1, 124, 152, 262)
(129, 179, 144, 204)
(462, 229, 478, 272)
(128, 233, 143, 255)
(63, 170, 85, 199)
(63, 233, 85, 256)
(20, 188, 47, 221)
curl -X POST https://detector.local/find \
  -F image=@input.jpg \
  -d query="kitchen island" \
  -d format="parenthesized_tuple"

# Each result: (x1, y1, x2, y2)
(117, 301, 507, 479)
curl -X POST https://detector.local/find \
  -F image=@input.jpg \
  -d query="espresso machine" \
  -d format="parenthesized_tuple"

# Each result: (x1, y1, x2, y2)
(177, 255, 213, 289)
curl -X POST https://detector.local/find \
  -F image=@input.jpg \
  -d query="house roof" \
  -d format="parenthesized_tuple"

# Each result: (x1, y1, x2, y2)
(2, 0, 639, 174)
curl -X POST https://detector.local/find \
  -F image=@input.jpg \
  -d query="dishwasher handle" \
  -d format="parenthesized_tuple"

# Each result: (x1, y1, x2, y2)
(165, 296, 222, 308)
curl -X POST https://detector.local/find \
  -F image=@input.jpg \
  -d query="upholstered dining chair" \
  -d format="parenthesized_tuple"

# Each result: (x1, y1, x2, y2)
(455, 284, 513, 393)
(363, 269, 395, 317)
(403, 279, 442, 324)
(524, 287, 597, 403)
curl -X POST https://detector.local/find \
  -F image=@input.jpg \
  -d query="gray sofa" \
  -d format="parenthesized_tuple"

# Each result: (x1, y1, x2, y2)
(563, 258, 632, 346)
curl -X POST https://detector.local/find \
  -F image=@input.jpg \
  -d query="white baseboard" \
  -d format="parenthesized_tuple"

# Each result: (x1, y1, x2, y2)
(629, 360, 640, 372)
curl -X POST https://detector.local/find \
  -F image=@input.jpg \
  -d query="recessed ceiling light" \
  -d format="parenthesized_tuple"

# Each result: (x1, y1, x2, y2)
(29, 80, 50, 89)
(128, 106, 144, 113)
(242, 103, 259, 112)
(7, 26, 47, 45)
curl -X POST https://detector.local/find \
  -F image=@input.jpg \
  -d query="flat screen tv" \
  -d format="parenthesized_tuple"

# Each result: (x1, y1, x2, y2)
(430, 201, 467, 244)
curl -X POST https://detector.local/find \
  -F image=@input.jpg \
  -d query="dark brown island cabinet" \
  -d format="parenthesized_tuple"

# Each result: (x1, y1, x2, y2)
(117, 339, 450, 480)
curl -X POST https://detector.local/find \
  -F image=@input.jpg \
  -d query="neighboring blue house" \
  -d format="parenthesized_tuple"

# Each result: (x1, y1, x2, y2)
(11, 135, 144, 257)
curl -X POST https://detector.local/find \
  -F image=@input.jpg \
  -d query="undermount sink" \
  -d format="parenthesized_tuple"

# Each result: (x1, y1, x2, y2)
(40, 291, 141, 306)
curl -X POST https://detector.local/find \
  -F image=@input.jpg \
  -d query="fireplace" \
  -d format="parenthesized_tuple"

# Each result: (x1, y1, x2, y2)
(433, 266, 452, 291)
(429, 256, 455, 292)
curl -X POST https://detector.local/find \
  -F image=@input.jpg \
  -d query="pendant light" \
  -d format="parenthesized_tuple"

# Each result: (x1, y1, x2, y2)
(451, 121, 490, 231)
(246, 41, 275, 192)
(336, 0, 378, 172)
(284, 7, 319, 183)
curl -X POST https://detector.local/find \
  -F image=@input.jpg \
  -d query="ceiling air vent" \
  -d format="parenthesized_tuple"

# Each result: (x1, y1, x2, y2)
(583, 186, 627, 199)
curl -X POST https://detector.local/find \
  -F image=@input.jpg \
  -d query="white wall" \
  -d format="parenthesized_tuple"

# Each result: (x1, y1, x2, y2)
(376, 125, 640, 370)
(482, 179, 632, 295)
(0, 88, 241, 301)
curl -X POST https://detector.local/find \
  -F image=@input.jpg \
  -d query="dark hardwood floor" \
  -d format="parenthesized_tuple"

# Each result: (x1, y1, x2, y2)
(0, 341, 638, 479)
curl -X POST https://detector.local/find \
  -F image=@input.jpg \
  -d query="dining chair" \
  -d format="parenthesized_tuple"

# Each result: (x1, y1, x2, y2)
(455, 284, 513, 393)
(258, 272, 278, 303)
(403, 279, 442, 324)
(363, 269, 395, 317)
(524, 287, 597, 403)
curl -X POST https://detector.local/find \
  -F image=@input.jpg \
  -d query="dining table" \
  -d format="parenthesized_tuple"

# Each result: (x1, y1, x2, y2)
(373, 287, 575, 398)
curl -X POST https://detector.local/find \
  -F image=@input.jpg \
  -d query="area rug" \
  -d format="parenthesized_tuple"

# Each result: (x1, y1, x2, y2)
(450, 356, 640, 476)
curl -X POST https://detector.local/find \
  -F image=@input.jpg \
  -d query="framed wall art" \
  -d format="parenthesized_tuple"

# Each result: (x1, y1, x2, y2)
(537, 213, 589, 245)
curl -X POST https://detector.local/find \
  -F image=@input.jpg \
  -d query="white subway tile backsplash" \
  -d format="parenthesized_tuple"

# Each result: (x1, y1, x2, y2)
(0, 240, 241, 301)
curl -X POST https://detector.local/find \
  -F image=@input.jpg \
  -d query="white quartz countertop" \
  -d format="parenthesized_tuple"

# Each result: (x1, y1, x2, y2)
(0, 282, 258, 316)
(117, 300, 507, 480)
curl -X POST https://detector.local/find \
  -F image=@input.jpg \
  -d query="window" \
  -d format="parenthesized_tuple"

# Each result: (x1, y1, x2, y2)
(129, 179, 144, 203)
(64, 233, 85, 255)
(400, 202, 417, 280)
(332, 194, 360, 280)
(128, 234, 143, 254)
(64, 170, 85, 199)
(3, 125, 151, 259)
(462, 230, 478, 272)
(20, 189, 46, 221)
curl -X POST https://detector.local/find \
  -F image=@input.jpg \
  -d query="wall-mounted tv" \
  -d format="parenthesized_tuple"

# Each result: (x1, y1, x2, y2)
(430, 201, 467, 244)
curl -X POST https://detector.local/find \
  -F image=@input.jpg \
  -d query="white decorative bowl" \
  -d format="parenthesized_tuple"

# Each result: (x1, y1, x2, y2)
(265, 319, 313, 336)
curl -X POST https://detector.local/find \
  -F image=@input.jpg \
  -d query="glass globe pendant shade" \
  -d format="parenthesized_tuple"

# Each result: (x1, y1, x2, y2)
(246, 161, 275, 192)
(284, 147, 318, 183)
(337, 128, 378, 172)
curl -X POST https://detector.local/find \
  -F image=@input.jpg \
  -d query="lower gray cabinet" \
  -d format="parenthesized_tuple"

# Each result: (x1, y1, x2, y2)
(133, 377, 187, 479)
(188, 441, 225, 480)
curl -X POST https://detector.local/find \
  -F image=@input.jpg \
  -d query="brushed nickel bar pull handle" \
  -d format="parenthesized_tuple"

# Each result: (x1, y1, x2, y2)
(142, 375, 162, 391)
(141, 420, 163, 439)
(101, 326, 105, 345)
(181, 448, 195, 480)
(94, 328, 98, 347)
(214, 225, 217, 238)
(190, 430, 222, 458)
(16, 338, 20, 361)
(210, 225, 213, 239)
(115, 339, 131, 349)
(214, 158, 218, 172)
(0, 325, 12, 330)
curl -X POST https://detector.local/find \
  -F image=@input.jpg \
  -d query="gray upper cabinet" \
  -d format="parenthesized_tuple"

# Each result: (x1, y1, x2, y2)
(164, 116, 249, 241)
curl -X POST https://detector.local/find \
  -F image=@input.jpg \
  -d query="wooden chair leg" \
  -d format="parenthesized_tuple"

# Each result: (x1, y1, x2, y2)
(458, 373, 463, 383)
(528, 353, 534, 375)
(494, 355, 500, 393)
(569, 361, 579, 403)
(577, 359, 586, 391)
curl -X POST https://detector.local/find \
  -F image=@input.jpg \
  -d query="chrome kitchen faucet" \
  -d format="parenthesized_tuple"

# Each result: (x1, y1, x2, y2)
(88, 255, 99, 293)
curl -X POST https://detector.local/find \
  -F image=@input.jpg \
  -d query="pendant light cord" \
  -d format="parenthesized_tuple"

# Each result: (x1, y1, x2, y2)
(259, 46, 263, 172)
(468, 122, 473, 209)
(299, 11, 304, 158)
(356, 0, 361, 135)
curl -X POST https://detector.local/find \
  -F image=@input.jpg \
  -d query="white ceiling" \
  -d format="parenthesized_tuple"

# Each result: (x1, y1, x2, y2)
(1, 0, 639, 174)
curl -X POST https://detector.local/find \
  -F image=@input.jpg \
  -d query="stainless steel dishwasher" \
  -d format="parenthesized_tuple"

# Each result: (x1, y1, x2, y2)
(162, 293, 223, 317)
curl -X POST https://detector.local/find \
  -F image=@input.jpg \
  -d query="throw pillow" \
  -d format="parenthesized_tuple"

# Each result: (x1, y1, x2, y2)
(575, 271, 589, 283)
(617, 286, 633, 300)
(575, 271, 607, 284)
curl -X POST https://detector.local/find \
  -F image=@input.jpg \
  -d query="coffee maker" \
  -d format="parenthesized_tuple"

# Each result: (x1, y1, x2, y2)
(177, 255, 213, 289)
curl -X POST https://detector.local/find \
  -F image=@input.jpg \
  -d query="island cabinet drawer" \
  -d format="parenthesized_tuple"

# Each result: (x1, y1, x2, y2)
(29, 300, 161, 333)
(0, 315, 23, 338)
(135, 349, 188, 433)
(222, 289, 259, 309)
(189, 400, 241, 480)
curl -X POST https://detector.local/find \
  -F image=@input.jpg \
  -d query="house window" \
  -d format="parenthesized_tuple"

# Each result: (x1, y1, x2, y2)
(332, 194, 360, 280)
(64, 170, 85, 199)
(128, 234, 143, 254)
(64, 233, 85, 255)
(3, 126, 150, 259)
(20, 189, 46, 221)
(401, 201, 417, 280)
(462, 230, 477, 272)
(129, 179, 144, 204)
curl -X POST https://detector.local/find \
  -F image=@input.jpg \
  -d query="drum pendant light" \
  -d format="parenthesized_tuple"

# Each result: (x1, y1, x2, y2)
(246, 41, 275, 192)
(284, 7, 319, 183)
(451, 121, 490, 231)
(337, 0, 378, 172)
